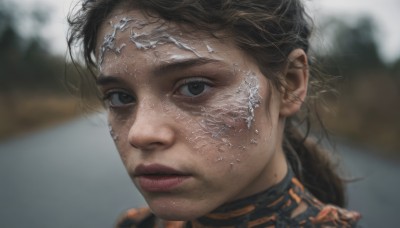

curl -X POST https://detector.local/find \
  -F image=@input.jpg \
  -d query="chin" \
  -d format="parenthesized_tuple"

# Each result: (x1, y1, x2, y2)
(151, 206, 199, 221)
(148, 199, 211, 221)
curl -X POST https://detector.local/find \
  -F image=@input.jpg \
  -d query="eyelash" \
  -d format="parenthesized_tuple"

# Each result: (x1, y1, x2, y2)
(102, 77, 213, 109)
(103, 90, 136, 109)
(174, 77, 212, 98)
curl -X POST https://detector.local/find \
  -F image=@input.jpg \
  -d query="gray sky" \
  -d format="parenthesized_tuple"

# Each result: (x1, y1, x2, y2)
(19, 0, 400, 63)
(313, 0, 400, 63)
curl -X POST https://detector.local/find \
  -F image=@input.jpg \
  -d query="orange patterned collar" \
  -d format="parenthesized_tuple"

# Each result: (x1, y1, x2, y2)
(115, 169, 361, 228)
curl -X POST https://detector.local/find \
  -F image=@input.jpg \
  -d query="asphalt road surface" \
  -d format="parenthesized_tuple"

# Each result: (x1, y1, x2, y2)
(0, 114, 399, 227)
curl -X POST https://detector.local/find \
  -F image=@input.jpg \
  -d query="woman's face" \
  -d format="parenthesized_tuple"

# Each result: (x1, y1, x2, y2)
(97, 8, 288, 220)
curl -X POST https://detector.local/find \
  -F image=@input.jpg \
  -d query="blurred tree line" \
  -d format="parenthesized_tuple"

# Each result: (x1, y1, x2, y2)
(0, 1, 66, 94)
(315, 17, 400, 155)
(0, 0, 99, 140)
(317, 17, 400, 78)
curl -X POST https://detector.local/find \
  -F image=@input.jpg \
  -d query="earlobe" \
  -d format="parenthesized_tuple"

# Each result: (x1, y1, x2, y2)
(279, 49, 309, 117)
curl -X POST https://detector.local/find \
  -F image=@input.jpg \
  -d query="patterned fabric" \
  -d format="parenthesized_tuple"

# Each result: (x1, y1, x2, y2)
(115, 169, 361, 228)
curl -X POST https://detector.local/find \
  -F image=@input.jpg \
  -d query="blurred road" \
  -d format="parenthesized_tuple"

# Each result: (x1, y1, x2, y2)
(0, 114, 398, 227)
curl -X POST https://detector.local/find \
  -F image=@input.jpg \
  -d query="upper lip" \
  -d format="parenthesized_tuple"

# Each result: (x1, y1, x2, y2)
(133, 164, 189, 177)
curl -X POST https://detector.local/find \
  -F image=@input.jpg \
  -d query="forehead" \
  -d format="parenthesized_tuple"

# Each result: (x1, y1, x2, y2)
(97, 9, 217, 56)
(95, 8, 259, 77)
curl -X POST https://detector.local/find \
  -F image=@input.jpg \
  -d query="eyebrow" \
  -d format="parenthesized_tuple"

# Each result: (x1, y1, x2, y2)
(153, 57, 223, 75)
(96, 57, 224, 86)
(96, 74, 125, 86)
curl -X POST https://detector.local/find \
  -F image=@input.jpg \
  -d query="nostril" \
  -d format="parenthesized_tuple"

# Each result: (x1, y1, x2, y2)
(128, 138, 160, 150)
(128, 123, 176, 151)
(129, 137, 172, 151)
(142, 142, 165, 152)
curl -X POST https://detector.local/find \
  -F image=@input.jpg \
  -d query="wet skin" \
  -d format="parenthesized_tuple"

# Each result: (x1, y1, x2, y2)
(96, 7, 308, 221)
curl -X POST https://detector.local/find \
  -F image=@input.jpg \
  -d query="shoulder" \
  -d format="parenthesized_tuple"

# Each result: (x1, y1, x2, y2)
(311, 204, 361, 227)
(298, 190, 361, 227)
(115, 207, 185, 228)
(291, 178, 361, 227)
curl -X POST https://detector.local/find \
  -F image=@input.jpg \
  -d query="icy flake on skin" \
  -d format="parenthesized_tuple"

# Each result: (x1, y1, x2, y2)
(99, 17, 202, 67)
(98, 17, 146, 66)
(129, 26, 201, 57)
(185, 73, 261, 156)
(241, 73, 261, 129)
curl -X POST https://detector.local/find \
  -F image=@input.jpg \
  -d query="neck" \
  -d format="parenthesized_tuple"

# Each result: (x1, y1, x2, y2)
(232, 145, 288, 202)
(189, 167, 298, 228)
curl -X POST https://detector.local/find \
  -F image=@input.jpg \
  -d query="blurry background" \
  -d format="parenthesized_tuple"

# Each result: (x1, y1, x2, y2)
(0, 0, 399, 227)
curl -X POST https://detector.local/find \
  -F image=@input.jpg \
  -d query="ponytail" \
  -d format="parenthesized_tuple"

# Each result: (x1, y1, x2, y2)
(283, 118, 346, 207)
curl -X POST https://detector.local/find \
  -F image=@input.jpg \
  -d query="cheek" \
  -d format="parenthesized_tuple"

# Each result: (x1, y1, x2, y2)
(179, 74, 267, 166)
(107, 115, 135, 165)
(185, 107, 253, 166)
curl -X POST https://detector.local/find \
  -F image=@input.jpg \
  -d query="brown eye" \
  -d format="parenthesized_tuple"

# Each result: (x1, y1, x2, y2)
(178, 81, 210, 97)
(105, 91, 136, 107)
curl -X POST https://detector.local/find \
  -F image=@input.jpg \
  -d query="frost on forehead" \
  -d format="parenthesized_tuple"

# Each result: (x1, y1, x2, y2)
(98, 16, 202, 67)
(98, 17, 146, 66)
(129, 25, 201, 56)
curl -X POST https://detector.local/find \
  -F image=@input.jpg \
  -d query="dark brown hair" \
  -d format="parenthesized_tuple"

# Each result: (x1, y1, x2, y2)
(68, 0, 345, 206)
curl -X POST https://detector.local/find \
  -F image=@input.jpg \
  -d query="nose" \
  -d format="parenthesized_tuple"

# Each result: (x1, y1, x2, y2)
(127, 101, 176, 151)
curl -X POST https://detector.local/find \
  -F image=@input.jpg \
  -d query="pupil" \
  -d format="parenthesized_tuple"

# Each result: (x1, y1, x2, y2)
(188, 83, 205, 95)
(120, 93, 133, 103)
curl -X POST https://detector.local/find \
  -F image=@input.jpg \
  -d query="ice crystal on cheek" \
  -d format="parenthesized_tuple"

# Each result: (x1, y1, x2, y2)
(242, 73, 261, 129)
(198, 73, 261, 139)
(165, 73, 263, 170)
(183, 73, 262, 160)
(108, 123, 119, 142)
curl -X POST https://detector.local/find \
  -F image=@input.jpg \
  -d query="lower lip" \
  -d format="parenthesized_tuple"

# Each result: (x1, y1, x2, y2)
(137, 175, 190, 192)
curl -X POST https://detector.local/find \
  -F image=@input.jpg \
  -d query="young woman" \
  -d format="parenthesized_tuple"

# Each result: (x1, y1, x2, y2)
(68, 0, 361, 227)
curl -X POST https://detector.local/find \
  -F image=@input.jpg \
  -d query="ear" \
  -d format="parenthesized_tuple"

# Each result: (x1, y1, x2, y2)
(279, 49, 309, 117)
